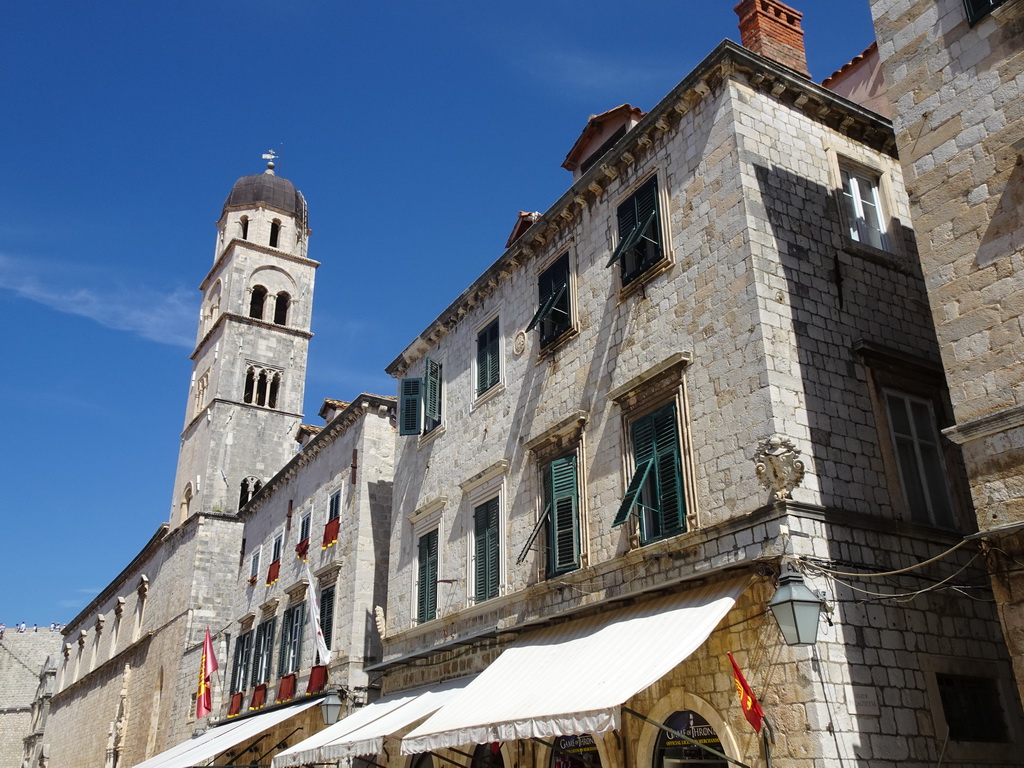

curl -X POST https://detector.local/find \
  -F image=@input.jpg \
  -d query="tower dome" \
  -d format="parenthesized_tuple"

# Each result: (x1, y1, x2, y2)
(222, 165, 306, 219)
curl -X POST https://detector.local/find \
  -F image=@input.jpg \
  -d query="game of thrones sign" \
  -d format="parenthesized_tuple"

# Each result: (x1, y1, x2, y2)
(551, 734, 601, 768)
(653, 711, 727, 767)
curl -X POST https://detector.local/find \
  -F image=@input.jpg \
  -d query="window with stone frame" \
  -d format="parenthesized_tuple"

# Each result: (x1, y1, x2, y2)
(936, 673, 1009, 742)
(319, 585, 335, 651)
(607, 175, 665, 287)
(248, 548, 261, 584)
(856, 342, 965, 530)
(519, 413, 587, 578)
(399, 357, 443, 436)
(476, 318, 501, 397)
(473, 497, 500, 604)
(250, 617, 276, 687)
(609, 354, 693, 546)
(277, 601, 305, 677)
(964, 0, 1008, 24)
(230, 629, 253, 693)
(243, 364, 281, 409)
(416, 528, 439, 624)
(527, 252, 572, 348)
(839, 161, 890, 252)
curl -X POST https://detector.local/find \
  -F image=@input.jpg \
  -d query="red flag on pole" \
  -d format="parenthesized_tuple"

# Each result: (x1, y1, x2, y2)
(728, 652, 764, 733)
(196, 628, 219, 718)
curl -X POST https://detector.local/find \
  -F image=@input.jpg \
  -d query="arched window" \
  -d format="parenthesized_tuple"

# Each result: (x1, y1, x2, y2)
(269, 220, 281, 248)
(274, 292, 290, 325)
(240, 216, 249, 241)
(652, 711, 727, 767)
(239, 476, 263, 508)
(244, 367, 255, 404)
(268, 373, 280, 409)
(256, 370, 268, 406)
(180, 484, 193, 525)
(250, 285, 267, 320)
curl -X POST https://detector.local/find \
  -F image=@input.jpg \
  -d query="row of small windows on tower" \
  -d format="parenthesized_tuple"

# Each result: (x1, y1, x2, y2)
(243, 366, 281, 409)
(249, 286, 290, 325)
(239, 217, 283, 249)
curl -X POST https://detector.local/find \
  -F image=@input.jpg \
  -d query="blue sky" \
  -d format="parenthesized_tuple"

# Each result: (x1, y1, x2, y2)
(0, 1, 877, 625)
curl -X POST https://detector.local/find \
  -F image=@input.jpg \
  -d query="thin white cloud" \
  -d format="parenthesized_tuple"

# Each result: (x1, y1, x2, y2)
(0, 254, 196, 348)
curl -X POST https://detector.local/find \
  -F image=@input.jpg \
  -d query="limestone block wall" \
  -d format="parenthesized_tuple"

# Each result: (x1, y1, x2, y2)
(0, 631, 61, 768)
(227, 396, 395, 714)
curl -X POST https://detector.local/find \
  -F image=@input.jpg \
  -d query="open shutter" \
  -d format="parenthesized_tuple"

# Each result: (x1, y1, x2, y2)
(652, 404, 685, 536)
(527, 282, 567, 332)
(609, 177, 661, 272)
(424, 358, 442, 423)
(320, 586, 335, 650)
(612, 458, 654, 527)
(549, 455, 580, 573)
(517, 502, 550, 565)
(399, 378, 423, 435)
(613, 413, 658, 527)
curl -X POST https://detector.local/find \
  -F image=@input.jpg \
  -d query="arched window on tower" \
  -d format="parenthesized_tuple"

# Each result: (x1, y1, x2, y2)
(268, 372, 280, 409)
(270, 220, 281, 248)
(244, 367, 256, 404)
(240, 216, 249, 241)
(239, 476, 263, 508)
(274, 292, 290, 325)
(243, 365, 281, 409)
(250, 285, 267, 320)
(256, 370, 268, 406)
(180, 484, 193, 525)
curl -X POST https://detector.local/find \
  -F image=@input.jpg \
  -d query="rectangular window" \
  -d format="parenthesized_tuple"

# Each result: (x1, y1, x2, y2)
(613, 402, 685, 544)
(545, 455, 580, 576)
(328, 491, 341, 521)
(841, 167, 889, 251)
(884, 390, 955, 528)
(527, 253, 572, 347)
(277, 602, 305, 677)
(473, 498, 500, 603)
(399, 358, 443, 436)
(476, 319, 500, 396)
(249, 549, 261, 581)
(608, 176, 663, 286)
(936, 674, 1008, 742)
(250, 618, 276, 687)
(272, 534, 283, 562)
(417, 529, 438, 624)
(964, 0, 1006, 23)
(230, 630, 253, 693)
(300, 512, 311, 542)
(319, 585, 335, 651)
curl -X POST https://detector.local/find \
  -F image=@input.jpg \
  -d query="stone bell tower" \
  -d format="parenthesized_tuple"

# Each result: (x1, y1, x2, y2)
(168, 159, 318, 526)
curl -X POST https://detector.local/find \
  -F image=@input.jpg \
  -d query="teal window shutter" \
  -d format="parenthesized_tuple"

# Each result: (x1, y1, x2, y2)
(608, 177, 662, 283)
(277, 609, 292, 677)
(474, 498, 500, 602)
(528, 254, 571, 346)
(516, 501, 550, 565)
(651, 404, 685, 538)
(476, 321, 500, 395)
(424, 358, 442, 425)
(547, 455, 580, 574)
(612, 457, 654, 527)
(399, 377, 423, 436)
(417, 530, 438, 623)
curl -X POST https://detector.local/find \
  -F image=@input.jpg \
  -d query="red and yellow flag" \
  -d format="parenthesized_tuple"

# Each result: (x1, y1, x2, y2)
(728, 652, 764, 733)
(196, 628, 219, 718)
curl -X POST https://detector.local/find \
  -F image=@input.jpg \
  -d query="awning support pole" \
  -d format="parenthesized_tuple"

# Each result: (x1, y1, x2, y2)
(621, 707, 752, 768)
(427, 750, 471, 768)
(530, 737, 556, 749)
(448, 747, 478, 761)
(354, 756, 391, 768)
(221, 733, 270, 766)
(253, 726, 303, 765)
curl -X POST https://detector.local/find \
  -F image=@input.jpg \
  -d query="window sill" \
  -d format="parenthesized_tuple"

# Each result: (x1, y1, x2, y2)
(471, 382, 505, 411)
(618, 254, 673, 301)
(842, 239, 912, 275)
(537, 326, 579, 360)
(417, 424, 446, 448)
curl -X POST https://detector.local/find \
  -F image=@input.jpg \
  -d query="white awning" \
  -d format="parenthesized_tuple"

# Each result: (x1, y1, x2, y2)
(129, 698, 320, 768)
(273, 675, 476, 768)
(402, 575, 748, 754)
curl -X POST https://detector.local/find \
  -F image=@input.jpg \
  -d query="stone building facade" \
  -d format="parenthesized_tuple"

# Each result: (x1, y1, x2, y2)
(271, 5, 1024, 768)
(0, 629, 60, 768)
(868, 0, 1024, 703)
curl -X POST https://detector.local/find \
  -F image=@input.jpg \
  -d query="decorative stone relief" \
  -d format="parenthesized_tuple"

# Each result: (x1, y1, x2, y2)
(754, 436, 805, 501)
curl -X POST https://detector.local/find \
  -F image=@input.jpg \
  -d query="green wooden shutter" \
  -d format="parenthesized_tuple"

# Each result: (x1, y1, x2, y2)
(399, 378, 423, 435)
(277, 610, 292, 677)
(613, 413, 658, 527)
(294, 602, 305, 670)
(424, 358, 442, 423)
(474, 498, 499, 602)
(609, 177, 662, 276)
(477, 321, 499, 395)
(548, 455, 579, 573)
(320, 586, 335, 650)
(417, 530, 438, 623)
(652, 403, 685, 536)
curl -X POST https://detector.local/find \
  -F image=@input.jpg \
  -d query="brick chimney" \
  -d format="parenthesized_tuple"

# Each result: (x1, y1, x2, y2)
(735, 0, 810, 78)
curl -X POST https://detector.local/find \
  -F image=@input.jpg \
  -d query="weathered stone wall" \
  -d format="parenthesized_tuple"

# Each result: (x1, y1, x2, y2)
(0, 630, 61, 768)
(869, 0, 1024, 703)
